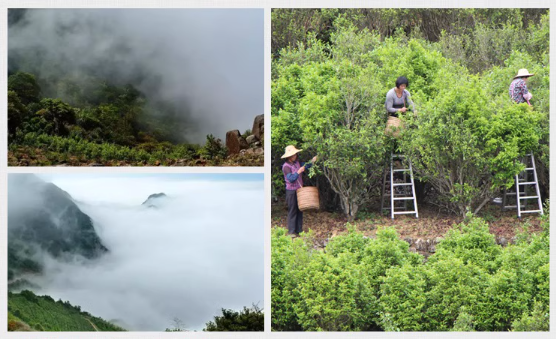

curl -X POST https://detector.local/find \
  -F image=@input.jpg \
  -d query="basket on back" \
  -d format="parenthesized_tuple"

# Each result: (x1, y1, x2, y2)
(385, 116, 403, 138)
(297, 186, 320, 211)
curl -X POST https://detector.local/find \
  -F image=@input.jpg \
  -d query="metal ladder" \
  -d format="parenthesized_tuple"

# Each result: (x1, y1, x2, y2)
(502, 153, 543, 218)
(381, 153, 419, 219)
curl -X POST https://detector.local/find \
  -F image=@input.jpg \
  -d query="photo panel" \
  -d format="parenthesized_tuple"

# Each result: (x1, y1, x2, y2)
(7, 8, 264, 167)
(7, 173, 264, 331)
(270, 8, 549, 332)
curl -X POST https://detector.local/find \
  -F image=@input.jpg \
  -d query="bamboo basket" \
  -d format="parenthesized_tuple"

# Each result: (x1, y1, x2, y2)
(385, 116, 403, 138)
(297, 186, 320, 211)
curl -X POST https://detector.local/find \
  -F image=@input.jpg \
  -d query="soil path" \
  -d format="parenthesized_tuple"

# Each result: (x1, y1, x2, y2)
(272, 200, 543, 243)
(85, 318, 99, 331)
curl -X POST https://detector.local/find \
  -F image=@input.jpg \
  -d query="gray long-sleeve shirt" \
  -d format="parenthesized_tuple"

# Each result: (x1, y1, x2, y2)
(385, 88, 414, 115)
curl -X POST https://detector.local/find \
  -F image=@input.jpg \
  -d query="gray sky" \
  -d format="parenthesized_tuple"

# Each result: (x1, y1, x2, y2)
(8, 9, 263, 142)
(11, 173, 264, 331)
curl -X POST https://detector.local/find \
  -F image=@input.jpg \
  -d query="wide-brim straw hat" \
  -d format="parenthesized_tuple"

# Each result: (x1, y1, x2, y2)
(514, 69, 535, 79)
(281, 145, 302, 159)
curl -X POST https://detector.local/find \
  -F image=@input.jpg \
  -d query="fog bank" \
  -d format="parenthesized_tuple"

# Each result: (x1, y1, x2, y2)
(8, 9, 263, 142)
(19, 174, 264, 331)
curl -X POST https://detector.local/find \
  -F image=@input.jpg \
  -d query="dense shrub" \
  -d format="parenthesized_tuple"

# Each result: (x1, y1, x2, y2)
(271, 228, 312, 331)
(204, 305, 264, 331)
(271, 213, 549, 331)
(295, 252, 373, 331)
(10, 132, 198, 165)
(197, 134, 228, 160)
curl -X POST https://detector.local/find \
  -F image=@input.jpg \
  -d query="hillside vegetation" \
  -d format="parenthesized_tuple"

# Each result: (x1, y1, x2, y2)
(8, 290, 125, 331)
(8, 73, 262, 166)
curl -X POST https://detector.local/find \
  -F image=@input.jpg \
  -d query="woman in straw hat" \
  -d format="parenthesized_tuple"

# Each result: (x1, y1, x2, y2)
(509, 69, 534, 105)
(281, 145, 317, 237)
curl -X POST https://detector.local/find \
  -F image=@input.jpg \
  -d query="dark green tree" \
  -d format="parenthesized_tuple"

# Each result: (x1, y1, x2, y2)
(204, 305, 264, 331)
(7, 90, 29, 136)
(8, 72, 41, 105)
(36, 99, 77, 136)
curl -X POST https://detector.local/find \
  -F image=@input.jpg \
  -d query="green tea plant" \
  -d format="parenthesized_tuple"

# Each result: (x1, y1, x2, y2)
(271, 214, 549, 331)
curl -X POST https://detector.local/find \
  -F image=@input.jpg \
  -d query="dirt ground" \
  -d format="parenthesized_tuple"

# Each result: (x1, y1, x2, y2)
(271, 199, 543, 245)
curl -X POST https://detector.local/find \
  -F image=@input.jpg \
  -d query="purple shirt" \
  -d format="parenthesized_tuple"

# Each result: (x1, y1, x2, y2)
(282, 161, 303, 190)
(509, 78, 529, 104)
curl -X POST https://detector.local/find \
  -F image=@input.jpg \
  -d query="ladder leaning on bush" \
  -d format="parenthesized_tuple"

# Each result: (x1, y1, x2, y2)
(502, 153, 544, 218)
(381, 153, 419, 219)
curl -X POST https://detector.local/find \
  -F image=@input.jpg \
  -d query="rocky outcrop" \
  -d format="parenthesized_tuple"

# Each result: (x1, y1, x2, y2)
(226, 130, 249, 155)
(245, 135, 257, 144)
(240, 147, 264, 156)
(252, 114, 264, 141)
(226, 115, 264, 157)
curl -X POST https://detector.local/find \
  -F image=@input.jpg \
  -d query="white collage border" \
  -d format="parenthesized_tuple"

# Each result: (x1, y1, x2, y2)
(0, 1, 555, 338)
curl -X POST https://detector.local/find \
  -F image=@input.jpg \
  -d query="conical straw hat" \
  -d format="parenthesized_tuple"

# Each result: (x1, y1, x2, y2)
(281, 145, 302, 159)
(514, 69, 535, 79)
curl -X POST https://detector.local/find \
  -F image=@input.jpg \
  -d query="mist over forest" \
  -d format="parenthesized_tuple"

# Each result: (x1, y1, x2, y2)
(9, 9, 263, 142)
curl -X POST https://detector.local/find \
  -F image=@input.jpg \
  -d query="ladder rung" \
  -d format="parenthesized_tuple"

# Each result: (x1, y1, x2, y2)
(393, 211, 417, 215)
(504, 205, 517, 208)
(525, 167, 535, 170)
(519, 196, 539, 199)
(520, 210, 542, 213)
(392, 183, 412, 186)
(505, 192, 517, 196)
(518, 182, 537, 185)
(393, 197, 414, 200)
(393, 169, 410, 172)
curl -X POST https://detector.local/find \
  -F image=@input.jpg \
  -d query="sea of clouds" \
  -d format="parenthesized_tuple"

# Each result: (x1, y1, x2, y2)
(24, 174, 264, 331)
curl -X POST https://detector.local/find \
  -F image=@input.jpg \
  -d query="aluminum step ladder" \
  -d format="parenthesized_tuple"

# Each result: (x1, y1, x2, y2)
(502, 153, 543, 218)
(381, 153, 419, 219)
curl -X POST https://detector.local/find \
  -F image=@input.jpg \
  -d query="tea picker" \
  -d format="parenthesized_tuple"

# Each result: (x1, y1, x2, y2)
(281, 145, 319, 237)
(509, 69, 534, 105)
(499, 69, 543, 217)
(382, 76, 419, 219)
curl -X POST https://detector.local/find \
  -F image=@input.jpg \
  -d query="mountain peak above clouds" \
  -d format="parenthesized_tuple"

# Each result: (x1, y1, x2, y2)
(141, 192, 168, 208)
(8, 174, 107, 282)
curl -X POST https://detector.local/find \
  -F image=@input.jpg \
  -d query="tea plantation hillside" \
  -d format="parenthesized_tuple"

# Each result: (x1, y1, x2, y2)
(8, 290, 125, 331)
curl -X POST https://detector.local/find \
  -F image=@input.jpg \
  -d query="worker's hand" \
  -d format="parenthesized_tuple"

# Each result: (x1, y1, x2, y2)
(311, 156, 318, 163)
(297, 166, 306, 174)
(399, 107, 407, 113)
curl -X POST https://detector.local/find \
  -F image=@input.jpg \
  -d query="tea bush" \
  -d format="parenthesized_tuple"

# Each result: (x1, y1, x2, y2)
(271, 214, 549, 331)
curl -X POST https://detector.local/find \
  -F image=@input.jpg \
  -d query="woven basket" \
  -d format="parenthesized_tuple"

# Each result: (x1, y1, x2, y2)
(385, 116, 403, 138)
(297, 186, 320, 211)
